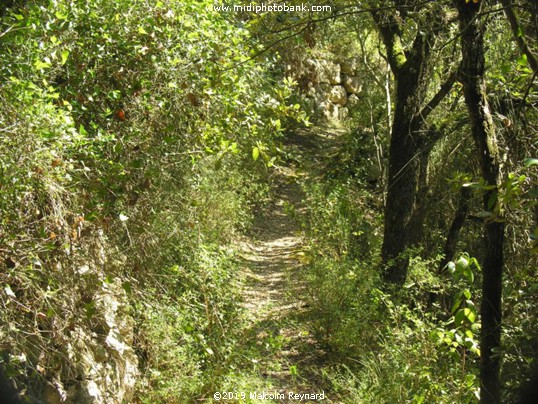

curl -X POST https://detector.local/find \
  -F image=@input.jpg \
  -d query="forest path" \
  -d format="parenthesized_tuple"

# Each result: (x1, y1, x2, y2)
(236, 129, 339, 402)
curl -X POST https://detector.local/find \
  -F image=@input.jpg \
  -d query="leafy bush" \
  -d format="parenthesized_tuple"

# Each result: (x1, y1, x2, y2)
(299, 169, 382, 357)
(0, 0, 306, 399)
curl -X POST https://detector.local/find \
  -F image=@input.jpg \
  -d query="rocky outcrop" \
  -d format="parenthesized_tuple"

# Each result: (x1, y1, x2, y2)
(299, 57, 362, 121)
(347, 94, 360, 108)
(35, 248, 139, 404)
(318, 59, 341, 85)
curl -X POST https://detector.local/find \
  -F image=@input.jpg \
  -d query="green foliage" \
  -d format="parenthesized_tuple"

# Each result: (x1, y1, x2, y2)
(358, 289, 479, 403)
(1, 0, 537, 401)
(0, 0, 306, 399)
(135, 245, 244, 402)
(298, 149, 482, 400)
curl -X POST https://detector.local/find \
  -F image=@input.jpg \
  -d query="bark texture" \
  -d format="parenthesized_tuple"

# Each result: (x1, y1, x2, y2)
(455, 1, 505, 402)
(372, 3, 452, 284)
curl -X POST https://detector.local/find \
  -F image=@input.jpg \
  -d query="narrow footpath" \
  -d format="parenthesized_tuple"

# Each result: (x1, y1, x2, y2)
(236, 130, 337, 403)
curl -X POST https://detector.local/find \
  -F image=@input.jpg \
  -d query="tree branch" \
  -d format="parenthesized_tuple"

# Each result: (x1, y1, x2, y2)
(417, 68, 459, 122)
(500, 0, 538, 76)
(371, 8, 407, 76)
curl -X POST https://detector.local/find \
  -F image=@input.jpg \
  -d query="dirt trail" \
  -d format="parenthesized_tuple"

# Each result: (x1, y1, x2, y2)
(237, 130, 335, 402)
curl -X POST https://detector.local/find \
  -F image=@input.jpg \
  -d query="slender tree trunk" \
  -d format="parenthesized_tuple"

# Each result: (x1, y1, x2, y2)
(455, 1, 505, 402)
(382, 81, 426, 284)
(439, 186, 471, 273)
(429, 186, 470, 308)
(499, 0, 538, 76)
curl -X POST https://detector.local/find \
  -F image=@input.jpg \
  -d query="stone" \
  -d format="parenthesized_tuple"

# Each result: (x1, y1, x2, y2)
(340, 59, 358, 74)
(323, 102, 340, 121)
(318, 59, 341, 85)
(304, 58, 319, 71)
(343, 75, 362, 95)
(328, 85, 347, 106)
(347, 94, 360, 108)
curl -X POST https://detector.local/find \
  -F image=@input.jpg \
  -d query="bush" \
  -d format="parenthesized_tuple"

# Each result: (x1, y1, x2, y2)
(0, 0, 305, 399)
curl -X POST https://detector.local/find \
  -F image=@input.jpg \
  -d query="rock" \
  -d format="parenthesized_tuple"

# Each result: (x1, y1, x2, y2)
(42, 381, 66, 404)
(340, 59, 358, 74)
(43, 281, 139, 404)
(303, 58, 320, 81)
(308, 85, 325, 109)
(328, 85, 347, 106)
(318, 60, 341, 85)
(323, 102, 340, 121)
(343, 75, 362, 95)
(347, 94, 360, 108)
(319, 82, 331, 94)
(304, 58, 319, 71)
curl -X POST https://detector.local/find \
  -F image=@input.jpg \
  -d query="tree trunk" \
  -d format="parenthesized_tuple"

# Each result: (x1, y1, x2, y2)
(500, 0, 538, 76)
(455, 1, 505, 402)
(381, 79, 428, 284)
(372, 4, 453, 284)
(439, 186, 471, 273)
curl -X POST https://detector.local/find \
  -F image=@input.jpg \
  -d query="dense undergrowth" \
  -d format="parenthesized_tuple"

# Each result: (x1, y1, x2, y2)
(0, 0, 306, 401)
(294, 129, 484, 403)
(1, 0, 537, 402)
(295, 121, 536, 402)
(277, 6, 537, 400)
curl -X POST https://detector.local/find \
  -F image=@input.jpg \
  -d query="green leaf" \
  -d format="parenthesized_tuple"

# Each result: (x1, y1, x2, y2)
(252, 147, 260, 161)
(523, 158, 538, 167)
(55, 11, 68, 20)
(455, 309, 465, 327)
(471, 323, 481, 332)
(85, 301, 96, 319)
(464, 338, 475, 349)
(122, 282, 132, 294)
(469, 258, 481, 271)
(517, 54, 528, 67)
(451, 300, 461, 315)
(456, 256, 469, 272)
(61, 50, 69, 66)
(463, 266, 474, 283)
(138, 27, 148, 35)
(34, 59, 52, 70)
(446, 261, 456, 274)
(464, 307, 476, 323)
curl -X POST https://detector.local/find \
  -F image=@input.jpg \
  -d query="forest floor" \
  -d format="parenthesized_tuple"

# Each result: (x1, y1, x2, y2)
(234, 129, 341, 403)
